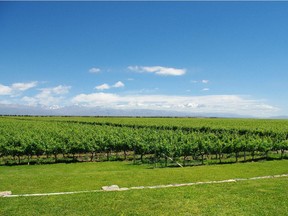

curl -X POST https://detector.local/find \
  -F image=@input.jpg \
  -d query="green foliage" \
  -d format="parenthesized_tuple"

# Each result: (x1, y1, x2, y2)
(0, 116, 288, 166)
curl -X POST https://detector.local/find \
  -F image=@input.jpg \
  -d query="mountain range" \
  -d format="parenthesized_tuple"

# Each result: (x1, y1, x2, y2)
(2, 103, 287, 119)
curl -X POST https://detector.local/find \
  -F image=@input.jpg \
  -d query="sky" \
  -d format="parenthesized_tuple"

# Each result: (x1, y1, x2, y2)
(0, 2, 288, 117)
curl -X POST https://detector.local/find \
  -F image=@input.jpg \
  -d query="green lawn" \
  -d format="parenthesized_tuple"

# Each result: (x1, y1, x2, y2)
(1, 160, 288, 215)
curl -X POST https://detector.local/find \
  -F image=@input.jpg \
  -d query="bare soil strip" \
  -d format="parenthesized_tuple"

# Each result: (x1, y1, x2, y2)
(2, 174, 288, 198)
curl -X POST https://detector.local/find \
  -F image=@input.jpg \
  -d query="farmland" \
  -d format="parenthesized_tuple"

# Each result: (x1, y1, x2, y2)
(0, 116, 288, 166)
(0, 116, 288, 215)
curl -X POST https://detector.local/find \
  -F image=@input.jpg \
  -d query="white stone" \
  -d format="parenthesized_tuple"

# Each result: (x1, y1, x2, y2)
(102, 185, 120, 191)
(0, 191, 12, 197)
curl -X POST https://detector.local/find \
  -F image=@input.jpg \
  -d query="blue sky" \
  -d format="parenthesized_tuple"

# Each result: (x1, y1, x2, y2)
(0, 2, 287, 117)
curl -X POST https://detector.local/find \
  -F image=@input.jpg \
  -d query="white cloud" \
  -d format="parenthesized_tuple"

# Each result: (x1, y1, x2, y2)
(202, 88, 210, 91)
(11, 81, 38, 91)
(95, 84, 110, 90)
(0, 81, 38, 96)
(95, 81, 125, 91)
(191, 80, 209, 84)
(128, 66, 186, 76)
(0, 84, 12, 95)
(127, 66, 139, 71)
(89, 67, 101, 73)
(73, 93, 119, 106)
(22, 85, 71, 107)
(71, 93, 279, 117)
(113, 81, 125, 88)
(47, 85, 71, 94)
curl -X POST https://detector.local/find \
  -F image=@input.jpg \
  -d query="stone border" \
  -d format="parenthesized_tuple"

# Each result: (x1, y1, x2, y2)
(2, 174, 288, 198)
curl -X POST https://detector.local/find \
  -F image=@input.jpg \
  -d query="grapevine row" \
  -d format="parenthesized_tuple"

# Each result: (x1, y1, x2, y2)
(0, 118, 287, 166)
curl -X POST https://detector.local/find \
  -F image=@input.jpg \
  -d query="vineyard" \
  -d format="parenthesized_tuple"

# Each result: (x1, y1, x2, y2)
(0, 116, 288, 166)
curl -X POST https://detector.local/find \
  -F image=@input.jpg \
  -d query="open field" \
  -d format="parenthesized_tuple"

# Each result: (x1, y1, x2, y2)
(1, 160, 288, 215)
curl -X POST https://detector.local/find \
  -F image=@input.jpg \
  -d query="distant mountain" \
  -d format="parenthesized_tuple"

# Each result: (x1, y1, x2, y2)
(269, 115, 288, 119)
(0, 103, 259, 118)
(0, 104, 50, 116)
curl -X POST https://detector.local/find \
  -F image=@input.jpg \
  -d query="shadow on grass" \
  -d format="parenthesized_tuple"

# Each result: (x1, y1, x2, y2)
(1, 158, 80, 166)
(131, 156, 288, 169)
(1, 155, 287, 167)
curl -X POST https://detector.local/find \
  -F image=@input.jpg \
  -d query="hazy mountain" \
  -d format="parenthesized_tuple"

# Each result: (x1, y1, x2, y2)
(0, 103, 257, 118)
(269, 115, 288, 119)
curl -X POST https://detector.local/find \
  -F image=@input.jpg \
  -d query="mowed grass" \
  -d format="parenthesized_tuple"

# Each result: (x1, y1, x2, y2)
(1, 160, 288, 194)
(1, 179, 288, 216)
(1, 160, 288, 215)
